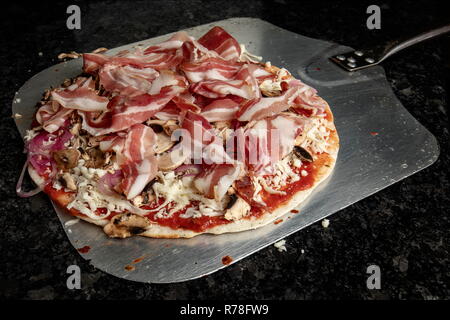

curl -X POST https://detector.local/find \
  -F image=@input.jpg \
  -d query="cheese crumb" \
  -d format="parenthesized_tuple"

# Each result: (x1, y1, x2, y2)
(64, 218, 80, 227)
(321, 218, 330, 228)
(274, 239, 287, 252)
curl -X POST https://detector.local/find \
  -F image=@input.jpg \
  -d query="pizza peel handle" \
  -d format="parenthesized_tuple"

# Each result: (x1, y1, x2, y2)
(330, 24, 450, 71)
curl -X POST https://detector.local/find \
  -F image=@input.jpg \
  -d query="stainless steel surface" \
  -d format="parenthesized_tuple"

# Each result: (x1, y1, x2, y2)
(12, 18, 440, 283)
(330, 24, 450, 71)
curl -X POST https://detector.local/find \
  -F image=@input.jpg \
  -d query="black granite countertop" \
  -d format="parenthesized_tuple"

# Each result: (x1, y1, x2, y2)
(0, 0, 448, 300)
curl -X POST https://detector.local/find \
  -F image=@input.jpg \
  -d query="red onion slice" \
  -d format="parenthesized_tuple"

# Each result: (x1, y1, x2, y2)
(97, 170, 123, 196)
(16, 158, 43, 198)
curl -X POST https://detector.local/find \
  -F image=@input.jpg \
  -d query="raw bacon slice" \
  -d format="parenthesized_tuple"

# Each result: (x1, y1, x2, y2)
(180, 57, 241, 83)
(98, 63, 159, 94)
(122, 124, 157, 163)
(242, 113, 307, 172)
(120, 158, 157, 200)
(190, 79, 253, 99)
(201, 98, 239, 122)
(180, 111, 231, 164)
(198, 26, 241, 61)
(80, 82, 186, 136)
(154, 103, 180, 120)
(119, 124, 158, 199)
(144, 31, 192, 54)
(83, 47, 183, 75)
(194, 164, 241, 200)
(171, 93, 201, 113)
(36, 101, 73, 133)
(52, 87, 109, 112)
(236, 85, 310, 121)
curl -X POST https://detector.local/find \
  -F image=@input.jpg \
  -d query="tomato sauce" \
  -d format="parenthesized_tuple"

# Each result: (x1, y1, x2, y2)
(142, 200, 232, 233)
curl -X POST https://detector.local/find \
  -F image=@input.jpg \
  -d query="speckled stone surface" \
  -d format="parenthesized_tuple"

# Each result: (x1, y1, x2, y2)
(0, 0, 448, 300)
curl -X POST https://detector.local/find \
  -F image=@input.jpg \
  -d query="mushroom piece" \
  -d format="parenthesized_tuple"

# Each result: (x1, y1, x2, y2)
(103, 213, 151, 238)
(60, 172, 77, 191)
(53, 149, 80, 170)
(69, 122, 81, 136)
(224, 196, 251, 221)
(163, 120, 179, 136)
(157, 145, 190, 171)
(85, 148, 106, 168)
(87, 136, 103, 148)
(154, 132, 175, 154)
(147, 119, 179, 137)
(293, 146, 314, 162)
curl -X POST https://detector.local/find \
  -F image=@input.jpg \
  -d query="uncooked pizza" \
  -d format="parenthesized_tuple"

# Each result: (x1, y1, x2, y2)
(17, 26, 339, 238)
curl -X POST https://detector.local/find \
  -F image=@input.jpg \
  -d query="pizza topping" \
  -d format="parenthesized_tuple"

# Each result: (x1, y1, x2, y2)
(36, 101, 73, 133)
(293, 146, 314, 163)
(67, 160, 148, 219)
(224, 196, 251, 221)
(237, 85, 309, 121)
(52, 149, 80, 170)
(238, 44, 262, 63)
(157, 144, 190, 171)
(154, 131, 176, 154)
(104, 213, 151, 238)
(60, 172, 77, 191)
(194, 164, 242, 201)
(198, 26, 241, 62)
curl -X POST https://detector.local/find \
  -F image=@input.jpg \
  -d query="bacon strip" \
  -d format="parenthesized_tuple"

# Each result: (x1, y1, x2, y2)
(198, 26, 241, 61)
(80, 76, 187, 136)
(52, 87, 109, 112)
(180, 57, 241, 83)
(242, 113, 307, 172)
(36, 101, 73, 133)
(181, 111, 232, 164)
(236, 85, 310, 121)
(119, 124, 158, 199)
(121, 158, 157, 200)
(201, 98, 239, 122)
(98, 63, 159, 95)
(190, 79, 252, 99)
(194, 164, 241, 200)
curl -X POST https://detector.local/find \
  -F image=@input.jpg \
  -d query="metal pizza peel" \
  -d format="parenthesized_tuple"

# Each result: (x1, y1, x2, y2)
(12, 18, 440, 283)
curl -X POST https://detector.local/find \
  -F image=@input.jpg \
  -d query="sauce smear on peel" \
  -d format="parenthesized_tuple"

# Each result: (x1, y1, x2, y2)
(77, 246, 91, 253)
(222, 255, 233, 265)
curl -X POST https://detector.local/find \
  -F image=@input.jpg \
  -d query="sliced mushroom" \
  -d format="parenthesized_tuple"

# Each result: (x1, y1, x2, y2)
(154, 132, 175, 154)
(60, 172, 77, 191)
(224, 196, 251, 221)
(294, 132, 306, 146)
(87, 136, 103, 148)
(103, 213, 151, 238)
(147, 119, 179, 136)
(157, 145, 189, 171)
(53, 149, 80, 170)
(293, 146, 314, 162)
(225, 193, 238, 209)
(85, 148, 106, 168)
(163, 120, 179, 136)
